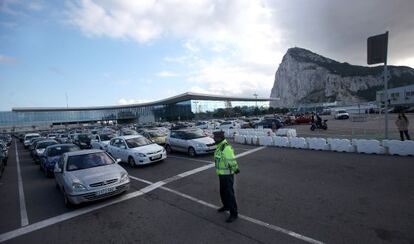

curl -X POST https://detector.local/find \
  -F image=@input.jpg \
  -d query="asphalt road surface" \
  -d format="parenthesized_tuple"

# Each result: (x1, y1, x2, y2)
(0, 139, 413, 243)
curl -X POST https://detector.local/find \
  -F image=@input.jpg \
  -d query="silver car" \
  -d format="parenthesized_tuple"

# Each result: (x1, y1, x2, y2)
(54, 149, 130, 207)
(165, 129, 216, 157)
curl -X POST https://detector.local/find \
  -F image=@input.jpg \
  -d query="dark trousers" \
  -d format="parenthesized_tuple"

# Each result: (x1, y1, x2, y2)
(399, 130, 410, 141)
(219, 174, 238, 216)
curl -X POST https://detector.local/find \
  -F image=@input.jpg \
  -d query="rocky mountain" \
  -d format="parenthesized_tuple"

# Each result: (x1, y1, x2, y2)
(270, 47, 414, 107)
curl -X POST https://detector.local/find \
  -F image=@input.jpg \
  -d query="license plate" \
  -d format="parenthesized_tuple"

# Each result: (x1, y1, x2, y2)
(96, 187, 116, 196)
(151, 154, 162, 160)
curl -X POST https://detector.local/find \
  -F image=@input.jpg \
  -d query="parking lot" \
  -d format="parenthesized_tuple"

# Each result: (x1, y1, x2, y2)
(292, 113, 414, 140)
(1, 139, 414, 243)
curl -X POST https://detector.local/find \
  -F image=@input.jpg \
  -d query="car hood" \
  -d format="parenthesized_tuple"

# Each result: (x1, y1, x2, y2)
(129, 143, 164, 154)
(152, 136, 166, 144)
(67, 164, 125, 187)
(190, 137, 215, 145)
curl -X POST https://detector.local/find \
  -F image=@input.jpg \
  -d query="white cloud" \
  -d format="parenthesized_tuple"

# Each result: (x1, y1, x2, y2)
(0, 54, 17, 64)
(156, 71, 178, 78)
(65, 0, 285, 97)
(117, 98, 152, 105)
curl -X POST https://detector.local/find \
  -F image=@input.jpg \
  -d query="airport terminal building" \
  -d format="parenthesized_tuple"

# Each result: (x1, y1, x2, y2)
(0, 92, 271, 128)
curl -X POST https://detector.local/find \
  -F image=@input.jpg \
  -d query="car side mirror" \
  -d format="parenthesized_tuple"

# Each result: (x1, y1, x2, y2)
(116, 158, 121, 163)
(54, 167, 62, 173)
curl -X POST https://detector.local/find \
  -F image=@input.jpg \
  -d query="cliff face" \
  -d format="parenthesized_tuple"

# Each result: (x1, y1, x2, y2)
(270, 47, 414, 107)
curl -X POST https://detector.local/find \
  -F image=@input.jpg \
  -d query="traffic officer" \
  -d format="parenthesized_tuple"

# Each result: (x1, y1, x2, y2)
(213, 130, 240, 223)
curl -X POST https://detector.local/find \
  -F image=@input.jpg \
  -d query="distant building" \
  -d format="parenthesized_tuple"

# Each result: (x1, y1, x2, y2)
(0, 92, 274, 128)
(376, 84, 414, 106)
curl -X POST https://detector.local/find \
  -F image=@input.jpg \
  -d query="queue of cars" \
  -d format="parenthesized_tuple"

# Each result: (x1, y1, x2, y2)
(13, 124, 217, 208)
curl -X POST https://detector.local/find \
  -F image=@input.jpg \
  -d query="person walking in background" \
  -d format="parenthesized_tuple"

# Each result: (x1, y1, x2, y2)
(395, 112, 410, 141)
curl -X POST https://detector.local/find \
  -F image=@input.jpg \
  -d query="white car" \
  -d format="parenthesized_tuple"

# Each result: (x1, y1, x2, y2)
(165, 129, 216, 157)
(334, 110, 350, 120)
(217, 121, 240, 130)
(24, 133, 41, 148)
(107, 135, 166, 167)
(91, 133, 115, 150)
(54, 149, 130, 207)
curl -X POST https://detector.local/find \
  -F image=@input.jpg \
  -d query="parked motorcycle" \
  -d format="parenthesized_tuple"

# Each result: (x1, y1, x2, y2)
(310, 119, 328, 131)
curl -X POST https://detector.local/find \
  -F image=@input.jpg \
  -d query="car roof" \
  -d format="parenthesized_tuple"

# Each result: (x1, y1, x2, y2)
(64, 149, 104, 157)
(25, 133, 40, 137)
(115, 135, 144, 140)
(47, 143, 77, 148)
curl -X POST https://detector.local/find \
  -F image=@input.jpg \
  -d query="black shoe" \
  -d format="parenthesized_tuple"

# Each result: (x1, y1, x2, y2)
(217, 206, 228, 212)
(226, 215, 238, 223)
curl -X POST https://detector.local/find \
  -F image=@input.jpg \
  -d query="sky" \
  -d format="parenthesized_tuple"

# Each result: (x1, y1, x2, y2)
(0, 0, 413, 111)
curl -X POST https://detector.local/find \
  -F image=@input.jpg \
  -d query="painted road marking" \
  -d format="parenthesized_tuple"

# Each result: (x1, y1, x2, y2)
(0, 146, 266, 242)
(131, 175, 325, 244)
(15, 141, 28, 227)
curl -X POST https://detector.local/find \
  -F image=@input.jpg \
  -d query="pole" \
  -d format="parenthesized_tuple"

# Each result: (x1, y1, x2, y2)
(384, 31, 389, 139)
(65, 92, 69, 108)
(384, 61, 388, 139)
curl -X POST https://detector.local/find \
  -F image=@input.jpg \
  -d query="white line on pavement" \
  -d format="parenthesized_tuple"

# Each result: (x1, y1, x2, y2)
(130, 175, 325, 244)
(0, 146, 266, 243)
(15, 141, 28, 227)
(234, 146, 265, 158)
(167, 155, 213, 164)
(0, 189, 146, 243)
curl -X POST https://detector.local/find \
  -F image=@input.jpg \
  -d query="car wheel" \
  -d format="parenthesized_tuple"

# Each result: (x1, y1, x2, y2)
(63, 190, 73, 209)
(165, 144, 172, 154)
(128, 156, 136, 168)
(188, 147, 196, 157)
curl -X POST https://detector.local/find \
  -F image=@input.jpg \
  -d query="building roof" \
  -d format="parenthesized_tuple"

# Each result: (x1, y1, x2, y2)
(12, 92, 278, 112)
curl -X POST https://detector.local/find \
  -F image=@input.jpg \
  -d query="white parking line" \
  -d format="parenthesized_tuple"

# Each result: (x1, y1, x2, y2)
(0, 146, 265, 242)
(130, 176, 325, 244)
(167, 155, 213, 164)
(15, 141, 29, 227)
(0, 189, 146, 243)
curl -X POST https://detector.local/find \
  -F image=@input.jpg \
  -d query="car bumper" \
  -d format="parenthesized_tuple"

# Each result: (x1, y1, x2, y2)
(195, 147, 216, 154)
(134, 152, 167, 165)
(68, 182, 130, 205)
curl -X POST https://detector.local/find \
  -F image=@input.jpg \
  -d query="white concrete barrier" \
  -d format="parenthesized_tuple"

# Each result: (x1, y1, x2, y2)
(382, 140, 414, 156)
(259, 136, 273, 146)
(290, 137, 308, 149)
(234, 134, 246, 144)
(276, 128, 297, 137)
(274, 136, 290, 147)
(354, 139, 385, 154)
(329, 139, 355, 153)
(307, 137, 329, 151)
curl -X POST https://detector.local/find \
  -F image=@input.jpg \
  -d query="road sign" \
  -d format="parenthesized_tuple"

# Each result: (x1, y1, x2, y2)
(367, 32, 388, 65)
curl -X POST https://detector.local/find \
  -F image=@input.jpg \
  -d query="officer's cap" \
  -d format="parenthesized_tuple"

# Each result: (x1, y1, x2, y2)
(213, 130, 225, 137)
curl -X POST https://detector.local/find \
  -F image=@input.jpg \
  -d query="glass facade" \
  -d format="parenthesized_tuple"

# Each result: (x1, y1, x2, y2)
(0, 99, 269, 127)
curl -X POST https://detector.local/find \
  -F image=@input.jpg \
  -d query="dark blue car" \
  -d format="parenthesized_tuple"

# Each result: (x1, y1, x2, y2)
(40, 144, 80, 177)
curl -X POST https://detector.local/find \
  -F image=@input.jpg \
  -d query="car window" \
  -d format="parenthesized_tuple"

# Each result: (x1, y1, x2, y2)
(66, 152, 114, 171)
(125, 137, 152, 148)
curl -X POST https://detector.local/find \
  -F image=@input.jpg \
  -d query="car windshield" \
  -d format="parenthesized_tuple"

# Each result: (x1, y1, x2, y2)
(148, 131, 165, 137)
(78, 134, 89, 140)
(338, 110, 347, 113)
(123, 130, 138, 135)
(125, 137, 152, 148)
(48, 145, 79, 157)
(100, 134, 114, 141)
(66, 152, 114, 171)
(26, 135, 40, 140)
(181, 130, 205, 140)
(37, 141, 57, 149)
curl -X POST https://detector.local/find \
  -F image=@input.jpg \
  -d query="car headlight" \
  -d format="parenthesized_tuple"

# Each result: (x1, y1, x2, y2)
(80, 142, 86, 145)
(72, 182, 87, 192)
(36, 149, 45, 154)
(136, 153, 146, 157)
(120, 172, 129, 183)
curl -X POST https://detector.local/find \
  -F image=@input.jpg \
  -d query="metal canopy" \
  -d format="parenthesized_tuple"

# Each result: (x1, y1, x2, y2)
(12, 92, 277, 112)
